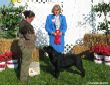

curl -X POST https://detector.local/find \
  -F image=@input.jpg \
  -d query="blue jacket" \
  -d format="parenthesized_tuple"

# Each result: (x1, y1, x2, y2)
(45, 14, 67, 53)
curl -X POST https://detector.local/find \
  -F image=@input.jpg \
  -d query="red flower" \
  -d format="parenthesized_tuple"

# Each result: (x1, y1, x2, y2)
(91, 45, 110, 55)
(5, 51, 16, 56)
(0, 54, 6, 61)
(5, 51, 17, 60)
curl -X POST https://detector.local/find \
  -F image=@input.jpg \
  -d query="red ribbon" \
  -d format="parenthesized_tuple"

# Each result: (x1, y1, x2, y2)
(54, 30, 61, 45)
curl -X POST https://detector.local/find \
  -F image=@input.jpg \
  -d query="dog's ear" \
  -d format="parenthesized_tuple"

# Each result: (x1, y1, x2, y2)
(42, 46, 47, 52)
(43, 46, 48, 49)
(43, 46, 51, 52)
(48, 46, 54, 50)
(43, 46, 54, 53)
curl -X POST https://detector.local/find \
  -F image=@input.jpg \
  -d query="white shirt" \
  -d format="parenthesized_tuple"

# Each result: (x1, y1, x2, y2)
(55, 15, 60, 30)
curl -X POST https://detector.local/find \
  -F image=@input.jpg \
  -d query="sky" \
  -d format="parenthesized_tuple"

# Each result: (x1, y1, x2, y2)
(0, 0, 11, 6)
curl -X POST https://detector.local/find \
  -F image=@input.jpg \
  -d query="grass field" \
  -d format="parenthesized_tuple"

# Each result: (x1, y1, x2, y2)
(0, 57, 110, 85)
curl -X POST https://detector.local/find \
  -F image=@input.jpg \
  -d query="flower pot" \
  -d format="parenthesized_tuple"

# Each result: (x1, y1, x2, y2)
(6, 59, 18, 69)
(104, 56, 110, 66)
(94, 53, 104, 64)
(0, 61, 6, 72)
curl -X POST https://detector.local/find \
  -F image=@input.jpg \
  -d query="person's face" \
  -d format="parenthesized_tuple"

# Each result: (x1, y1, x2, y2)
(26, 17, 35, 23)
(53, 7, 60, 16)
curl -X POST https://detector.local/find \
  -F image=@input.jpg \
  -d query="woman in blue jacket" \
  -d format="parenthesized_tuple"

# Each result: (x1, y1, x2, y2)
(45, 4, 67, 53)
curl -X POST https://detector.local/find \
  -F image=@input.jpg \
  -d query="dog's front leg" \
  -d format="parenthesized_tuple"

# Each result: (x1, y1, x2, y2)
(54, 64, 60, 79)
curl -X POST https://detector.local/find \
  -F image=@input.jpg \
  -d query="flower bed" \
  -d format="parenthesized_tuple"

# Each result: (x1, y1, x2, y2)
(91, 44, 110, 56)
(91, 44, 110, 66)
(0, 51, 18, 69)
(0, 54, 6, 62)
(5, 51, 18, 68)
(0, 39, 39, 62)
(0, 38, 39, 70)
(5, 51, 17, 60)
(0, 54, 7, 71)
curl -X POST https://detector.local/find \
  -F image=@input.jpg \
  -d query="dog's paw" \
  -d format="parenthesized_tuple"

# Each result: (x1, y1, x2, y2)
(54, 73, 59, 79)
(81, 70, 85, 78)
(54, 75, 59, 79)
(81, 73, 85, 78)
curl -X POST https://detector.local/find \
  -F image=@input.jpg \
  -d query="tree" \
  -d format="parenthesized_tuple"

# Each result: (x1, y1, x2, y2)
(92, 2, 110, 44)
(0, 5, 25, 38)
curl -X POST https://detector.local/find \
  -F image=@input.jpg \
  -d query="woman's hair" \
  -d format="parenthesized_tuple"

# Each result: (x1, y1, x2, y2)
(52, 4, 62, 14)
(23, 10, 35, 18)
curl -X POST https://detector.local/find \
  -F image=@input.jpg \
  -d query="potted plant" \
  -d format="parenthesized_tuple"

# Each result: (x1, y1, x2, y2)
(92, 2, 110, 66)
(5, 51, 18, 69)
(0, 54, 6, 72)
(91, 44, 110, 55)
(91, 44, 110, 65)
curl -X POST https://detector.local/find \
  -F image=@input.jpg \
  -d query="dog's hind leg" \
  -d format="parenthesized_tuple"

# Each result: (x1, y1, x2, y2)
(54, 65, 60, 79)
(75, 56, 85, 77)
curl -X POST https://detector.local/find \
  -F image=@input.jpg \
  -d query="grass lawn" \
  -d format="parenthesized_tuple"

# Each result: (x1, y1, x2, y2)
(0, 57, 110, 85)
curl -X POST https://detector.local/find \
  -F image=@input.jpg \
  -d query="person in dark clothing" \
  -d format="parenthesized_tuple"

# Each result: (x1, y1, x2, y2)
(18, 10, 35, 82)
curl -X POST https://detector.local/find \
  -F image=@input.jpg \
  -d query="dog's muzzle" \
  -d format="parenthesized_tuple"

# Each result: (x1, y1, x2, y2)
(44, 52, 49, 56)
(41, 47, 49, 57)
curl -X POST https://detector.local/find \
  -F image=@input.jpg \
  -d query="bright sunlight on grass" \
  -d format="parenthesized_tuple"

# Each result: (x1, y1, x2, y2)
(0, 57, 110, 85)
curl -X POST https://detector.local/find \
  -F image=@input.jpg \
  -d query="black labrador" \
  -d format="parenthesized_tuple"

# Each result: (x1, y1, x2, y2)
(43, 46, 85, 78)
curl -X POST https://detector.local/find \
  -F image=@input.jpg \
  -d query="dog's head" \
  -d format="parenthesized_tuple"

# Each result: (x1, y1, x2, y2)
(43, 46, 57, 57)
(43, 46, 54, 55)
(43, 46, 57, 62)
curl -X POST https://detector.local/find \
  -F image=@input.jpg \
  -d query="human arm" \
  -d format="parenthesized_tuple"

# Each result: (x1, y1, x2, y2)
(45, 15, 54, 35)
(60, 16, 67, 35)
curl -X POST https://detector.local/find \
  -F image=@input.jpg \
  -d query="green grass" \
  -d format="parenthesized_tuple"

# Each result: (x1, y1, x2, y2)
(0, 57, 110, 85)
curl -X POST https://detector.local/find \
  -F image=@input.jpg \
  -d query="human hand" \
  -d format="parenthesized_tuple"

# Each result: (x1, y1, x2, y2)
(58, 32, 62, 36)
(52, 32, 57, 36)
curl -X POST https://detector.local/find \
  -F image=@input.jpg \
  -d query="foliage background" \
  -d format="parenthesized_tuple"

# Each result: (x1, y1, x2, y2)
(0, 5, 24, 38)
